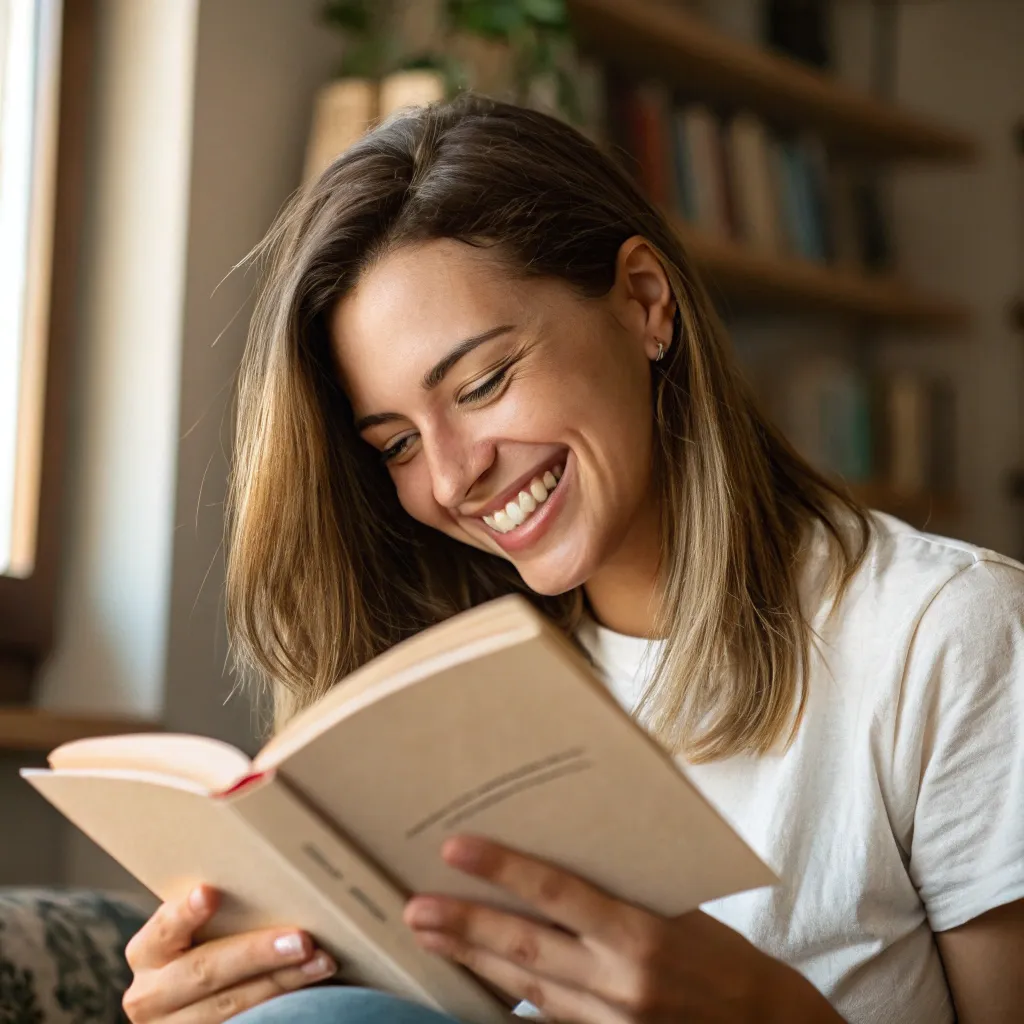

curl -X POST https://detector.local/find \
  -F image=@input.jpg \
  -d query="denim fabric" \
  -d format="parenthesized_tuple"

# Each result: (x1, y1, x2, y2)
(230, 987, 471, 1024)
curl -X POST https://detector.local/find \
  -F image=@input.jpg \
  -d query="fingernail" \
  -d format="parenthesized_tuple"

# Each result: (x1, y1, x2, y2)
(274, 933, 306, 959)
(407, 899, 446, 929)
(301, 952, 336, 978)
(443, 836, 490, 871)
(189, 887, 208, 913)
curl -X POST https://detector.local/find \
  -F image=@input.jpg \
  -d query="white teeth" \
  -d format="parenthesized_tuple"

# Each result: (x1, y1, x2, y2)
(482, 466, 565, 534)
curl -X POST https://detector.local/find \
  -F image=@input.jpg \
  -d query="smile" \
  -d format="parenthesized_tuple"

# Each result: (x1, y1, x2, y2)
(481, 465, 563, 534)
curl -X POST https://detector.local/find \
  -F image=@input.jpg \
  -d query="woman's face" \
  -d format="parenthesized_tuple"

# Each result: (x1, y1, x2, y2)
(330, 237, 675, 596)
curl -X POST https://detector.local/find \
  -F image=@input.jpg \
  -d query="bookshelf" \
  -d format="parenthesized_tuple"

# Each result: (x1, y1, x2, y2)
(675, 223, 969, 329)
(567, 0, 977, 162)
(0, 708, 156, 753)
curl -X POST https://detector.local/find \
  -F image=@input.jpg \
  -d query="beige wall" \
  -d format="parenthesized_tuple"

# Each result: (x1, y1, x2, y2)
(64, 0, 342, 889)
(2, 0, 340, 889)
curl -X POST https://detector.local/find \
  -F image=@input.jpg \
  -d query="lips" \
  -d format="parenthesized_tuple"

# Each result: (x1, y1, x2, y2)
(483, 466, 563, 534)
(468, 453, 567, 522)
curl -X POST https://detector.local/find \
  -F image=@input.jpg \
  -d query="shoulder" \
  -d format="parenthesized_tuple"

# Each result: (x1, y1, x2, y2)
(810, 512, 1024, 645)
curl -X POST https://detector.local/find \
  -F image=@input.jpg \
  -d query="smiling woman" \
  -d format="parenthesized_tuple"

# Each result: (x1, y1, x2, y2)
(117, 95, 1024, 1024)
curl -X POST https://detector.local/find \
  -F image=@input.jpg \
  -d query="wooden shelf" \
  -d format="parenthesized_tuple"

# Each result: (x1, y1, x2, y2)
(0, 708, 157, 754)
(849, 481, 959, 530)
(568, 0, 977, 162)
(675, 224, 969, 329)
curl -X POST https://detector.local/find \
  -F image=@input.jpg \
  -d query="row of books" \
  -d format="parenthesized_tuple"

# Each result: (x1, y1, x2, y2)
(608, 81, 891, 270)
(774, 358, 955, 497)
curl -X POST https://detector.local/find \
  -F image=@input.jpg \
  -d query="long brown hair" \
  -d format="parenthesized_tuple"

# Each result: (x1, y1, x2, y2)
(226, 94, 870, 760)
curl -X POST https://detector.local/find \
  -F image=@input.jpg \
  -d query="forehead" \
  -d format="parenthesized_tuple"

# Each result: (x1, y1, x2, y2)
(330, 239, 521, 365)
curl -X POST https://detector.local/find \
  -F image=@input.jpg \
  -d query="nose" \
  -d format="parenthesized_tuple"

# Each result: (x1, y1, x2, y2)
(423, 424, 496, 511)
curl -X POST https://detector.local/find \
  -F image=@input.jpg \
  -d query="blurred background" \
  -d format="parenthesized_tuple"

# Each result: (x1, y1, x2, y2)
(0, 0, 1021, 893)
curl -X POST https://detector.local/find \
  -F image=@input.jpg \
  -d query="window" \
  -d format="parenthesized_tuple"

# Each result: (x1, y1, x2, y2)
(0, 0, 61, 578)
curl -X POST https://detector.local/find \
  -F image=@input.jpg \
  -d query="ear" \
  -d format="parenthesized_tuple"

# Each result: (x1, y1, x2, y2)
(612, 236, 676, 363)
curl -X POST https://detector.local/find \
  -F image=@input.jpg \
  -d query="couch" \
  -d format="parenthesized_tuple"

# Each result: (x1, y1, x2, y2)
(0, 889, 147, 1023)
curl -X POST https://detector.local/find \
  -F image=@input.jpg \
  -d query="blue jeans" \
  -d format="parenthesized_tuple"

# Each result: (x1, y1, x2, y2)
(230, 987, 470, 1023)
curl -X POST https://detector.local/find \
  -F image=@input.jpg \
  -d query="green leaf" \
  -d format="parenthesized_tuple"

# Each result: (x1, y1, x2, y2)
(321, 0, 372, 34)
(523, 0, 567, 28)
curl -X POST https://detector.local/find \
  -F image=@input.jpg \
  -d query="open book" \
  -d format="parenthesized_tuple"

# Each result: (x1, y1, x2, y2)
(23, 596, 774, 1024)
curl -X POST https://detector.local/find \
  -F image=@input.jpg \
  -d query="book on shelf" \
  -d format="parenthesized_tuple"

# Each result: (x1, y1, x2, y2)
(23, 596, 774, 1024)
(604, 80, 889, 272)
(876, 371, 957, 499)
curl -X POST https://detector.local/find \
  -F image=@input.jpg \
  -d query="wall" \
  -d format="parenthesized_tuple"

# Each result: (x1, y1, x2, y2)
(885, 1, 1024, 556)
(2, 0, 341, 889)
(63, 0, 342, 890)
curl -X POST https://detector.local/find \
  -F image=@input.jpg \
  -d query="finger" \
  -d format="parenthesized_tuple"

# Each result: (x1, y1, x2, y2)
(125, 887, 220, 971)
(416, 934, 629, 1024)
(130, 928, 320, 1018)
(162, 952, 338, 1024)
(406, 897, 593, 990)
(442, 836, 648, 942)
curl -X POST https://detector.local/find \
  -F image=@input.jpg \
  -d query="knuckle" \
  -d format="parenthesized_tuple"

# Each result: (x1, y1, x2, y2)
(121, 981, 152, 1022)
(213, 988, 242, 1018)
(189, 951, 216, 995)
(536, 869, 569, 906)
(505, 928, 540, 968)
(123, 931, 145, 969)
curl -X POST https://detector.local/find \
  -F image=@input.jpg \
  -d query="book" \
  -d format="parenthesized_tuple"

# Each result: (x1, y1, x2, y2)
(881, 372, 930, 497)
(624, 83, 675, 209)
(724, 113, 781, 253)
(22, 596, 774, 1024)
(676, 103, 730, 237)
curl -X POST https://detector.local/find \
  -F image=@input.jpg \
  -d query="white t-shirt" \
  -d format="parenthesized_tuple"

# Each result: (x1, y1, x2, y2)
(573, 513, 1024, 1024)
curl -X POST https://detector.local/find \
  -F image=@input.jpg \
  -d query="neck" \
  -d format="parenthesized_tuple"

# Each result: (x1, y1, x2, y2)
(583, 510, 663, 638)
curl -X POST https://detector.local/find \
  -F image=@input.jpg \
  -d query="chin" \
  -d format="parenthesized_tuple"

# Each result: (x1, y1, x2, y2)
(512, 548, 596, 598)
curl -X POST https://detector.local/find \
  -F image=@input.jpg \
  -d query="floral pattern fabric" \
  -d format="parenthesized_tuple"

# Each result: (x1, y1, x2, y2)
(0, 889, 147, 1024)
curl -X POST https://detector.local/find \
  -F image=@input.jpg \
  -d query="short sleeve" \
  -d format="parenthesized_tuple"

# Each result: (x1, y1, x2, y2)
(894, 559, 1024, 931)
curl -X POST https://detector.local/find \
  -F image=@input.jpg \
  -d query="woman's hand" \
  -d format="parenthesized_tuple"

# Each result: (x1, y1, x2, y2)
(404, 837, 844, 1024)
(122, 886, 337, 1023)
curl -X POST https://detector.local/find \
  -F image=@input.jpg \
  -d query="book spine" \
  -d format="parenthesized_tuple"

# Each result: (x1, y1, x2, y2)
(670, 106, 698, 223)
(884, 373, 930, 497)
(231, 777, 508, 1024)
(627, 83, 674, 208)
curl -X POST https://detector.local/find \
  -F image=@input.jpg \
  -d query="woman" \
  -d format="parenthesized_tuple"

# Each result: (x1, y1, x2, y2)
(121, 97, 1023, 1024)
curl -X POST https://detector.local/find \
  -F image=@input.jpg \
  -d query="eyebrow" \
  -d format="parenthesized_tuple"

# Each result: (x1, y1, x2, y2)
(354, 324, 515, 433)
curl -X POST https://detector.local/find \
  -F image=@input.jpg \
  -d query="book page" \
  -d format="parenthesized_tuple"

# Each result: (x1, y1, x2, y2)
(47, 734, 252, 793)
(22, 769, 507, 1024)
(263, 600, 776, 920)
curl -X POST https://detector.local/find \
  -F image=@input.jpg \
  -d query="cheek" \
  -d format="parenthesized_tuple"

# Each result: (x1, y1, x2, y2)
(392, 464, 449, 531)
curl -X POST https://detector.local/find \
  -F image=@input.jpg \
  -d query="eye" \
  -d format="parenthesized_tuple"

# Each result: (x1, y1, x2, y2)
(381, 433, 418, 465)
(459, 366, 511, 405)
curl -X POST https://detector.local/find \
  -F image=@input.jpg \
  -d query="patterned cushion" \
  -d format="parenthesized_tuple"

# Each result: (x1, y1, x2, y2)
(0, 889, 148, 1024)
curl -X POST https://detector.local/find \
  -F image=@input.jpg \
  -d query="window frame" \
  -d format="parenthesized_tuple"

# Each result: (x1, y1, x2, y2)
(0, 0, 96, 694)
